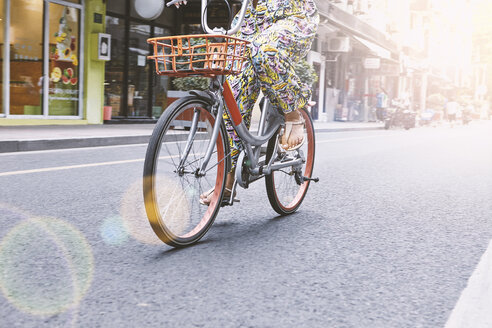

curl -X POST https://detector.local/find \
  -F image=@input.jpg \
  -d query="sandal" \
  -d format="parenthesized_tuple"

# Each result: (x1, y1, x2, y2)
(199, 187, 239, 206)
(279, 116, 305, 151)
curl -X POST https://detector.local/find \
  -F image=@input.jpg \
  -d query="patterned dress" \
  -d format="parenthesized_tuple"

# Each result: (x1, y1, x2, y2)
(224, 0, 319, 168)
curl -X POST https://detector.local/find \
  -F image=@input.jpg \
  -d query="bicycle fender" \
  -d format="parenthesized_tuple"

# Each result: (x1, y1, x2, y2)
(189, 90, 216, 106)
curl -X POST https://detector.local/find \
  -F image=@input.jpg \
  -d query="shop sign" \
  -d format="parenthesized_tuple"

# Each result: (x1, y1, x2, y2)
(364, 58, 381, 69)
(98, 33, 111, 61)
(380, 62, 400, 76)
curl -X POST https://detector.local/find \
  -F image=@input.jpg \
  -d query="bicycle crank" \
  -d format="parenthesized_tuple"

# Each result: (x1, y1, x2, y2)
(236, 151, 250, 188)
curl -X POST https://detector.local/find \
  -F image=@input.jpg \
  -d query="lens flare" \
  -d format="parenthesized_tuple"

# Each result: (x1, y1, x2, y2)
(100, 216, 129, 246)
(121, 177, 191, 244)
(0, 217, 94, 316)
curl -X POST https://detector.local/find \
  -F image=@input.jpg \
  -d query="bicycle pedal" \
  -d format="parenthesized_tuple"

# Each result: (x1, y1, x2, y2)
(303, 176, 319, 183)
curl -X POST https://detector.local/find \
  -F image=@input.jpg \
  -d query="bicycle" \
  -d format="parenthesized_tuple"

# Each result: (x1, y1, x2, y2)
(143, 0, 319, 247)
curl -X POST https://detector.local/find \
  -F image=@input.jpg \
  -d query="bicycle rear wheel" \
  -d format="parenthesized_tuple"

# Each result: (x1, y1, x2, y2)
(143, 97, 229, 247)
(265, 108, 315, 215)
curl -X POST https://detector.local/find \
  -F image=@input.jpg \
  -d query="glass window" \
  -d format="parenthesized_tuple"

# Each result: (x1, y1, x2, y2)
(107, 0, 126, 16)
(104, 3, 175, 119)
(48, 3, 81, 116)
(127, 23, 150, 117)
(10, 0, 44, 115)
(151, 8, 174, 28)
(104, 15, 126, 116)
(152, 27, 171, 118)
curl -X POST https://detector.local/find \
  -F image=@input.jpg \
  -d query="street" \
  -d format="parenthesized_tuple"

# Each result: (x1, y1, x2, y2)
(1, 122, 492, 327)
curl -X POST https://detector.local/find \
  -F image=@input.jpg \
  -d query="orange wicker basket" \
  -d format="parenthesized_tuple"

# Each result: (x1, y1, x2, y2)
(147, 34, 249, 77)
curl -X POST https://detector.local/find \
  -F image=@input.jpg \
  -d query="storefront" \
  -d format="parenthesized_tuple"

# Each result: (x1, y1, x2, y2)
(316, 2, 399, 122)
(103, 0, 175, 122)
(2, 0, 83, 121)
(0, 0, 107, 125)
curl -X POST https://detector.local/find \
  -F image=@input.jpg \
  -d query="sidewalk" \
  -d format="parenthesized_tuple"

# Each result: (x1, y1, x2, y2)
(0, 121, 383, 153)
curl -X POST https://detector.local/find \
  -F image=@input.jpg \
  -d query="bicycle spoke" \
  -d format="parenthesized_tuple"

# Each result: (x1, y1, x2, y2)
(189, 145, 202, 172)
(205, 149, 231, 173)
(163, 135, 179, 169)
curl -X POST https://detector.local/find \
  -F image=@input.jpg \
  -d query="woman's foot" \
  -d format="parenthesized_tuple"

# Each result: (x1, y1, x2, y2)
(280, 110, 305, 151)
(199, 172, 237, 206)
(199, 187, 236, 205)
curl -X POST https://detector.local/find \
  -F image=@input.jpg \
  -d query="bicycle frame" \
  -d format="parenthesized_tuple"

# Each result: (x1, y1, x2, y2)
(178, 74, 304, 186)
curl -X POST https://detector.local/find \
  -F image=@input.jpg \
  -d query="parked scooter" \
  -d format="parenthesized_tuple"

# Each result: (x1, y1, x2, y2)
(384, 99, 416, 130)
(419, 109, 435, 126)
(462, 108, 472, 125)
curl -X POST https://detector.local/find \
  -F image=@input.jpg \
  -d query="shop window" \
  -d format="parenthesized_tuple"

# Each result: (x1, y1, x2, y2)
(152, 27, 171, 118)
(104, 1, 175, 119)
(127, 23, 150, 117)
(48, 3, 81, 116)
(152, 7, 175, 28)
(10, 0, 44, 115)
(104, 15, 126, 116)
(107, 0, 125, 16)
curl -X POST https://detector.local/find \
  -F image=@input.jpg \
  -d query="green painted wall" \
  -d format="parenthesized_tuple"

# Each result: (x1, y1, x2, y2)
(83, 0, 106, 124)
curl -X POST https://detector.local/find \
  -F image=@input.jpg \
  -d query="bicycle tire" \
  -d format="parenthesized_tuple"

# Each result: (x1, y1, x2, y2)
(265, 108, 315, 215)
(143, 96, 230, 247)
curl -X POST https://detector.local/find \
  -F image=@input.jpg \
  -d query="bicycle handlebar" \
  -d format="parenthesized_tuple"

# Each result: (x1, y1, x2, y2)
(166, 0, 250, 35)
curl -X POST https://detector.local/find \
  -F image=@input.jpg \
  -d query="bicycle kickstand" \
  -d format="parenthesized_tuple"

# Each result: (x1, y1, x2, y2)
(221, 180, 240, 207)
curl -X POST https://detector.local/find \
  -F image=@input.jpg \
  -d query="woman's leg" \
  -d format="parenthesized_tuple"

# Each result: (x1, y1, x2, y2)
(200, 64, 259, 204)
(250, 15, 319, 149)
(223, 61, 261, 170)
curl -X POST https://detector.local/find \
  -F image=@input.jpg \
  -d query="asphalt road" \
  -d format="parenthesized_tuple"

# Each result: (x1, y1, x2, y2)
(1, 122, 491, 327)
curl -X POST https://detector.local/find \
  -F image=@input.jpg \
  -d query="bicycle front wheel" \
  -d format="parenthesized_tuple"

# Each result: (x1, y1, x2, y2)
(265, 108, 315, 215)
(143, 97, 229, 247)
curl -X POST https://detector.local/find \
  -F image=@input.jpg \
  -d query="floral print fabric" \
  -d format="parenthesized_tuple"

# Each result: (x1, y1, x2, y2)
(224, 0, 319, 168)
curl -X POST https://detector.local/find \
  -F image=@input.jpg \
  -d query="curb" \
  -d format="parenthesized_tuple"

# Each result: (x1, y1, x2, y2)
(0, 126, 383, 153)
(0, 136, 151, 153)
(314, 126, 384, 133)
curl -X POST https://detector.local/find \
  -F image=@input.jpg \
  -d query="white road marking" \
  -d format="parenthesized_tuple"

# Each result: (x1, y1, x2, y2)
(0, 137, 210, 156)
(445, 240, 492, 328)
(0, 134, 389, 176)
(0, 154, 184, 177)
(0, 132, 391, 156)
(0, 158, 146, 177)
(316, 134, 388, 144)
(0, 143, 148, 156)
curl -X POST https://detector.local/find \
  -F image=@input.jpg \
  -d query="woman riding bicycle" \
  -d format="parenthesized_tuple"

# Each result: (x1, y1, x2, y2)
(173, 0, 320, 204)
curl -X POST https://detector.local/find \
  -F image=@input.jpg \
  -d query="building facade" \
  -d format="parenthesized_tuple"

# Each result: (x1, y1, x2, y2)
(313, 0, 400, 122)
(0, 0, 483, 126)
(0, 0, 107, 125)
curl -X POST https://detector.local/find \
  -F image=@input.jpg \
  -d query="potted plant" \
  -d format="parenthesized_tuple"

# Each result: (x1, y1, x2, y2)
(166, 37, 211, 103)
